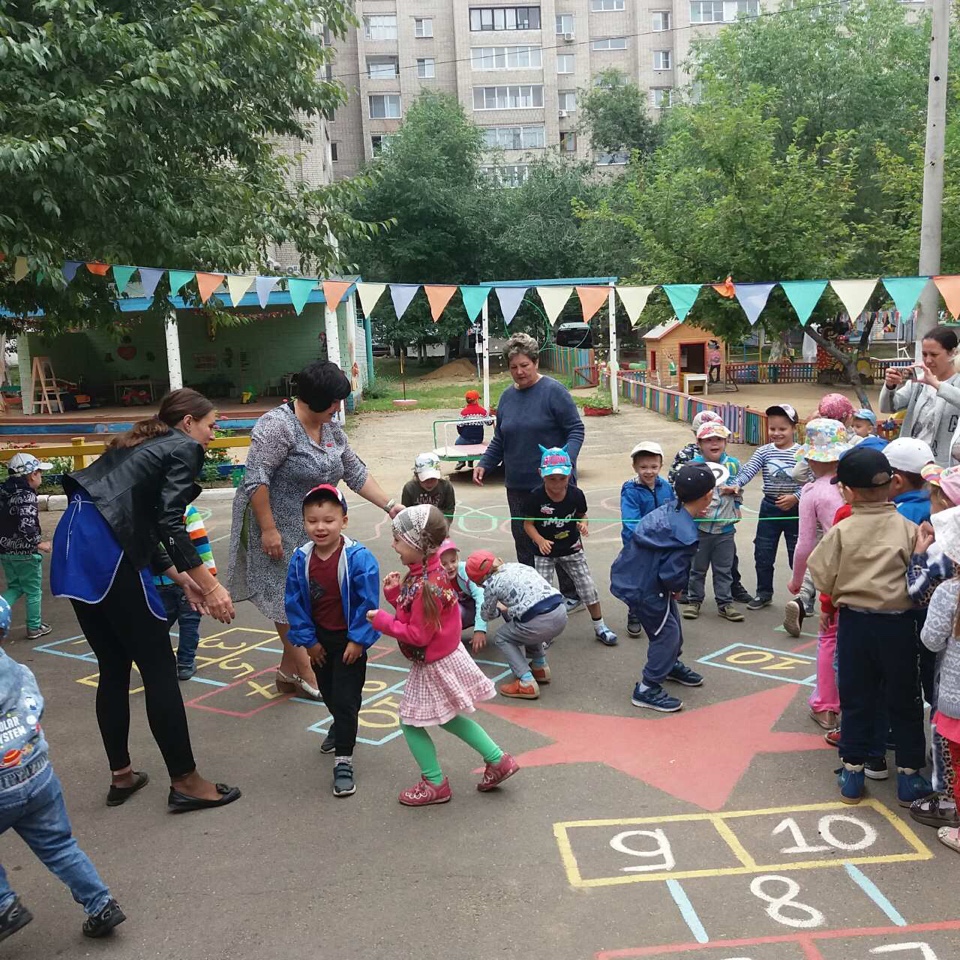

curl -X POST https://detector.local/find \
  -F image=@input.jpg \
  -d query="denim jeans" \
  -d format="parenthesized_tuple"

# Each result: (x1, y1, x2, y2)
(753, 496, 799, 600)
(0, 766, 111, 915)
(158, 584, 202, 668)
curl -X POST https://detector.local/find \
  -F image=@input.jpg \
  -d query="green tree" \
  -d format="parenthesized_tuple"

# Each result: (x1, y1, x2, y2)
(0, 0, 379, 327)
(578, 69, 660, 161)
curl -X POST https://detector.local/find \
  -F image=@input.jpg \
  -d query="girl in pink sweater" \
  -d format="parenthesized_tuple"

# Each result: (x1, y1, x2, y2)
(369, 505, 518, 806)
(787, 419, 850, 730)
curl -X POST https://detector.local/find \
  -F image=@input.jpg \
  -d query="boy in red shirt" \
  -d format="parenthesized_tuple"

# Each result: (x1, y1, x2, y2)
(455, 389, 488, 471)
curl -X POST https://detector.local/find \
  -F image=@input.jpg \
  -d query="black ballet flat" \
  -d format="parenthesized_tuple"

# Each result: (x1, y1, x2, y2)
(106, 771, 149, 808)
(167, 783, 242, 813)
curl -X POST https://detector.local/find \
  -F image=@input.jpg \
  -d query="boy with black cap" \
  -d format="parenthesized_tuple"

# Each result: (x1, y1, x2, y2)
(807, 446, 931, 806)
(611, 464, 717, 712)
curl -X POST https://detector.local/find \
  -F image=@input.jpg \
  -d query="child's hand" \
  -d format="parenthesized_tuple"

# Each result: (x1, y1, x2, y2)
(719, 484, 739, 496)
(365, 610, 378, 624)
(383, 572, 401, 591)
(775, 494, 799, 511)
(343, 641, 365, 664)
(37, 541, 51, 554)
(818, 610, 832, 634)
(537, 538, 553, 556)
(307, 643, 327, 665)
(786, 579, 800, 595)
(471, 631, 487, 652)
(916, 521, 935, 555)
(578, 520, 589, 537)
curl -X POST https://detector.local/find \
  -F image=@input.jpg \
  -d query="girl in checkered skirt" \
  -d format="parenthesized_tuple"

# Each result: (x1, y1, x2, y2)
(368, 505, 519, 806)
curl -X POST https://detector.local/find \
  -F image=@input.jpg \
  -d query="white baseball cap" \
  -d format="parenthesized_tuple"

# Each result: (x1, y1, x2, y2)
(414, 452, 442, 481)
(884, 437, 934, 474)
(630, 441, 663, 459)
(7, 453, 53, 476)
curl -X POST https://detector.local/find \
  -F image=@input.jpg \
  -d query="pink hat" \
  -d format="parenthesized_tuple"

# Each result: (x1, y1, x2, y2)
(923, 463, 960, 506)
(439, 537, 458, 556)
(817, 393, 855, 422)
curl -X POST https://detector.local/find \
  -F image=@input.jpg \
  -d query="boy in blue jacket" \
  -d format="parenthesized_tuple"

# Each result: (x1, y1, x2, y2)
(285, 485, 381, 798)
(611, 465, 716, 713)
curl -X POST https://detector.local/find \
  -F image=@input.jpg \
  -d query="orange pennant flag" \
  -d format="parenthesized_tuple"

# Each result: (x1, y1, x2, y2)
(322, 280, 352, 309)
(576, 285, 610, 324)
(424, 285, 458, 322)
(86, 262, 110, 276)
(712, 275, 735, 299)
(934, 276, 960, 320)
(196, 272, 225, 304)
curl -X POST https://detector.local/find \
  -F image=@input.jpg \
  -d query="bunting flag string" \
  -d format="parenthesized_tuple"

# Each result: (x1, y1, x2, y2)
(576, 285, 610, 324)
(322, 280, 352, 309)
(537, 286, 573, 324)
(934, 276, 960, 321)
(227, 275, 256, 307)
(196, 272, 225, 305)
(830, 278, 877, 323)
(112, 265, 137, 296)
(356, 282, 386, 318)
(255, 275, 280, 309)
(883, 276, 929, 319)
(734, 282, 776, 326)
(616, 285, 655, 326)
(288, 278, 317, 316)
(389, 284, 420, 321)
(495, 287, 527, 326)
(63, 261, 81, 285)
(459, 286, 488, 323)
(168, 270, 195, 298)
(781, 279, 827, 327)
(13, 258, 28, 283)
(424, 285, 458, 322)
(662, 284, 701, 324)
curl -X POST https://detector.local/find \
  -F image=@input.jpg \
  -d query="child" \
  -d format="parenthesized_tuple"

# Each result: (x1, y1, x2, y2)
(524, 446, 617, 646)
(454, 389, 488, 471)
(807, 446, 931, 806)
(851, 409, 888, 450)
(885, 437, 934, 525)
(285, 485, 381, 798)
(817, 393, 855, 427)
(153, 504, 217, 680)
(784, 419, 849, 728)
(611, 464, 717, 713)
(0, 596, 125, 942)
(0, 454, 53, 639)
(669, 410, 724, 485)
(468, 551, 568, 700)
(707, 341, 722, 384)
(438, 537, 487, 652)
(401, 454, 456, 522)
(728, 404, 802, 610)
(369, 506, 518, 806)
(683, 422, 744, 622)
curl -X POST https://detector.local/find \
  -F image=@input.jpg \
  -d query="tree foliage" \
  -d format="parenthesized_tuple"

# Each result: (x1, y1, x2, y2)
(578, 69, 660, 160)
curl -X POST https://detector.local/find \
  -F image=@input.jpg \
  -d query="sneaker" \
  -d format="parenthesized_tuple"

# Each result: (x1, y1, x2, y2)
(498, 677, 539, 700)
(530, 664, 551, 684)
(399, 777, 452, 807)
(864, 756, 889, 781)
(477, 753, 520, 792)
(732, 585, 755, 605)
(82, 898, 126, 939)
(680, 602, 701, 620)
(177, 662, 196, 681)
(782, 598, 804, 638)
(627, 618, 643, 638)
(803, 600, 816, 617)
(320, 726, 336, 754)
(824, 728, 841, 748)
(666, 660, 704, 687)
(564, 598, 584, 615)
(718, 604, 745, 622)
(631, 682, 682, 712)
(897, 769, 934, 808)
(25, 623, 51, 640)
(454, 461, 466, 471)
(333, 760, 356, 798)
(747, 596, 772, 611)
(595, 626, 619, 646)
(837, 763, 865, 804)
(0, 897, 33, 943)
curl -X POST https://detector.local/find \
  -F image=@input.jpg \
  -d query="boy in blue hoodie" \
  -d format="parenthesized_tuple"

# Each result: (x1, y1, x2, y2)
(0, 597, 124, 943)
(285, 485, 381, 799)
(611, 465, 717, 713)
(885, 438, 933, 525)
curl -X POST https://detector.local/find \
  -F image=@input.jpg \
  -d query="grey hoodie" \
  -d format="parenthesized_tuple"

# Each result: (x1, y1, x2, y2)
(879, 374, 960, 467)
(0, 649, 47, 787)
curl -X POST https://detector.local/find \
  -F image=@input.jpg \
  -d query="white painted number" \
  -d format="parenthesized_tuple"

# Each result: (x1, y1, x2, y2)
(609, 829, 676, 873)
(772, 815, 877, 854)
(749, 875, 825, 929)
(870, 945, 938, 959)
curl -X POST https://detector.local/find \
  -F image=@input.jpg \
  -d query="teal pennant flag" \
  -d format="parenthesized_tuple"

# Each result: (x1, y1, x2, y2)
(780, 280, 828, 327)
(662, 284, 701, 323)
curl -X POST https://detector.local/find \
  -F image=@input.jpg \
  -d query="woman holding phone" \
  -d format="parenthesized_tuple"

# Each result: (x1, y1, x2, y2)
(881, 326, 960, 468)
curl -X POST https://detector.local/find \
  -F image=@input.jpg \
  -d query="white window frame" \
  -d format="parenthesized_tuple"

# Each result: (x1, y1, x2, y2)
(591, 37, 627, 50)
(480, 164, 530, 187)
(555, 13, 575, 33)
(650, 87, 673, 109)
(414, 17, 434, 37)
(591, 0, 625, 10)
(690, 0, 758, 22)
(558, 90, 577, 112)
(653, 50, 672, 70)
(596, 150, 629, 165)
(471, 45, 543, 69)
(363, 15, 398, 40)
(651, 10, 671, 30)
(367, 58, 398, 79)
(368, 94, 402, 119)
(472, 84, 544, 110)
(556, 53, 575, 74)
(417, 58, 436, 78)
(482, 125, 546, 149)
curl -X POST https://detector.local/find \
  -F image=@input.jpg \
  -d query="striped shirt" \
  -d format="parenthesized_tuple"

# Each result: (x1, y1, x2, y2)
(153, 504, 217, 586)
(736, 443, 802, 498)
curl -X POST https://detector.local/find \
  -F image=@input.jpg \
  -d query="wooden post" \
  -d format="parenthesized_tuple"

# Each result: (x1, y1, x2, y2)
(71, 436, 86, 471)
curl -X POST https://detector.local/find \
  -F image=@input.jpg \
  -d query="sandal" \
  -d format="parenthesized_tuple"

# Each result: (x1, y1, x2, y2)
(276, 669, 297, 694)
(910, 792, 960, 828)
(937, 826, 960, 852)
(168, 782, 242, 813)
(292, 674, 322, 701)
(106, 771, 149, 807)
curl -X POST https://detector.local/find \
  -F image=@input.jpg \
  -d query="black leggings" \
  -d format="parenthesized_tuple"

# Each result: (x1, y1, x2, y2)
(311, 628, 367, 756)
(71, 559, 196, 779)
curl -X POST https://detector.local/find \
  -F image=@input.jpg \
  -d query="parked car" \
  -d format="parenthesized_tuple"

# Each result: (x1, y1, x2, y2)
(555, 323, 593, 349)
(371, 341, 390, 357)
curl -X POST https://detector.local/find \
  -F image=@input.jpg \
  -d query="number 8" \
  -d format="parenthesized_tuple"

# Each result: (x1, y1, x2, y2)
(749, 875, 825, 929)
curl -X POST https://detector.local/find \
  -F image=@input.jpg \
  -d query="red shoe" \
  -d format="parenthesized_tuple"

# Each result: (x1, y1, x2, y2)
(824, 728, 840, 748)
(531, 664, 551, 684)
(398, 777, 452, 807)
(478, 753, 520, 792)
(498, 678, 539, 699)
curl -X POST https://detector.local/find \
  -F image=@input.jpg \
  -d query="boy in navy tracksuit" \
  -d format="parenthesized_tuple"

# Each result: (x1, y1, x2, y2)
(285, 484, 381, 799)
(611, 465, 717, 713)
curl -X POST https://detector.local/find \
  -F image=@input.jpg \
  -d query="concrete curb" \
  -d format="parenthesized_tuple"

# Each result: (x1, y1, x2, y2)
(39, 487, 237, 512)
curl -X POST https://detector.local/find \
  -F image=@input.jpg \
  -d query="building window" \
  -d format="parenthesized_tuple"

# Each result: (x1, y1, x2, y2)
(591, 0, 625, 9)
(414, 17, 434, 37)
(691, 0, 758, 21)
(471, 45, 543, 69)
(367, 58, 398, 79)
(363, 15, 398, 40)
(556, 54, 575, 74)
(469, 7, 542, 31)
(596, 150, 629, 165)
(480, 164, 530, 187)
(369, 94, 402, 118)
(417, 58, 436, 78)
(653, 50, 672, 70)
(330, 142, 339, 163)
(482, 125, 546, 149)
(555, 13, 575, 34)
(560, 131, 577, 153)
(473, 84, 544, 109)
(591, 37, 627, 50)
(371, 135, 394, 155)
(650, 87, 673, 108)
(737, 0, 760, 14)
(651, 10, 671, 30)
(558, 90, 577, 112)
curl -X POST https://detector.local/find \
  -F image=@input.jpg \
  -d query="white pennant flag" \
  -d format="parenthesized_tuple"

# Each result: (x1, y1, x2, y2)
(227, 275, 256, 307)
(356, 282, 387, 318)
(536, 286, 573, 324)
(830, 278, 877, 322)
(616, 286, 656, 326)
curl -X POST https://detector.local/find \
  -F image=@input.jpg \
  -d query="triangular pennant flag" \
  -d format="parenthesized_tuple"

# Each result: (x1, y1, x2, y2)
(459, 286, 488, 323)
(13, 257, 28, 283)
(390, 284, 420, 320)
(830, 278, 877, 321)
(883, 276, 929, 318)
(168, 270, 195, 297)
(662, 284, 701, 323)
(322, 280, 352, 309)
(734, 282, 776, 326)
(356, 282, 387, 318)
(288, 278, 316, 316)
(576, 286, 610, 324)
(934, 276, 960, 320)
(536, 286, 574, 324)
(616, 285, 656, 326)
(712, 276, 735, 299)
(139, 267, 164, 299)
(780, 280, 828, 327)
(255, 276, 280, 308)
(85, 262, 110, 276)
(112, 265, 137, 296)
(63, 261, 81, 284)
(495, 286, 527, 326)
(424, 285, 458, 322)
(196, 272, 225, 304)
(227, 275, 256, 307)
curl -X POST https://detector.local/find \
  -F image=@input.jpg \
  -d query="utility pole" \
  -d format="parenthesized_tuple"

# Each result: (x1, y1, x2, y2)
(916, 0, 951, 339)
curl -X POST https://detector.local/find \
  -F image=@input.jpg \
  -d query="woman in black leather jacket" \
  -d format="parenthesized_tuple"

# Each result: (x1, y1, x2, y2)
(51, 389, 241, 812)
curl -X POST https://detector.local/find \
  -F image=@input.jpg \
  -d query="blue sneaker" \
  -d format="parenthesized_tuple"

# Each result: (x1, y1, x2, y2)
(837, 763, 865, 804)
(595, 626, 618, 646)
(666, 660, 704, 687)
(897, 769, 933, 808)
(631, 682, 682, 713)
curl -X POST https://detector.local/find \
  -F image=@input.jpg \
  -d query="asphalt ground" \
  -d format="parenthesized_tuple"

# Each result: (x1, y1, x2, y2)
(3, 404, 957, 960)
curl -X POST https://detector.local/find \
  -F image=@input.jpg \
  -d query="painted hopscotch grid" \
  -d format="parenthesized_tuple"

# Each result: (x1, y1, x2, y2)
(697, 643, 818, 686)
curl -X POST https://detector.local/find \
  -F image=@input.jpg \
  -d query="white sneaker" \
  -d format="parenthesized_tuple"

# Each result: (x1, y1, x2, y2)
(26, 623, 52, 640)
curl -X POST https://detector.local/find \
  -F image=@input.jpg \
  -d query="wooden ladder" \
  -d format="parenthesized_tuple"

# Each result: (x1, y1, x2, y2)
(31, 356, 63, 414)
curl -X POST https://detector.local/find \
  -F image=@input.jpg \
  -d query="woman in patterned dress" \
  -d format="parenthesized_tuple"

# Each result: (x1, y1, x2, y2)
(227, 361, 401, 698)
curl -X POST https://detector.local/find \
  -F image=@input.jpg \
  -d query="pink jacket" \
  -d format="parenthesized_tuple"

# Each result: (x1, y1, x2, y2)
(791, 473, 844, 589)
(372, 556, 462, 663)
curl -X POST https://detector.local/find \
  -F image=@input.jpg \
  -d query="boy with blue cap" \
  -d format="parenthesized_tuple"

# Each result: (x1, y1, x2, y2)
(851, 409, 888, 451)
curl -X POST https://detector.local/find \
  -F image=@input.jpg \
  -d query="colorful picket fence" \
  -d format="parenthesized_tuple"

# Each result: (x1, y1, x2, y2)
(541, 345, 596, 383)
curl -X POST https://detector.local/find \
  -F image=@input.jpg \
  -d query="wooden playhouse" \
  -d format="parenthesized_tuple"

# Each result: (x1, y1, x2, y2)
(642, 320, 725, 392)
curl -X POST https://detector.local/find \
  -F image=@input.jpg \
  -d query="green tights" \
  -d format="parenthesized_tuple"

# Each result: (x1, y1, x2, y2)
(401, 715, 504, 785)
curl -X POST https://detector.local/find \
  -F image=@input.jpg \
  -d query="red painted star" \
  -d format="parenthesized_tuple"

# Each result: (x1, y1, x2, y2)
(481, 686, 828, 811)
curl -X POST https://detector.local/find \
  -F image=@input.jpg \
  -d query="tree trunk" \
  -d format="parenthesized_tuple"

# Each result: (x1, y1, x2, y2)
(803, 324, 872, 409)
